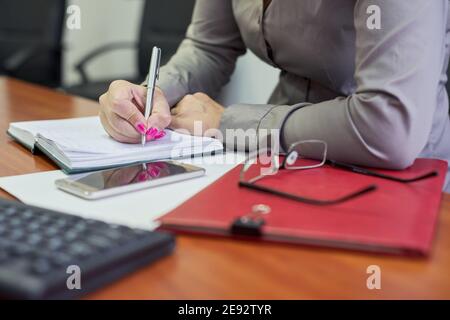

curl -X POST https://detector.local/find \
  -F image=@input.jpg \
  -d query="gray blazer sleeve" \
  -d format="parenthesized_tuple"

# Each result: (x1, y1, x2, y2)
(156, 0, 246, 107)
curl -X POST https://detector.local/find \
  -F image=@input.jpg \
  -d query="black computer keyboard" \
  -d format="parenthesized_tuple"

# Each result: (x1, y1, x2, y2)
(0, 198, 175, 299)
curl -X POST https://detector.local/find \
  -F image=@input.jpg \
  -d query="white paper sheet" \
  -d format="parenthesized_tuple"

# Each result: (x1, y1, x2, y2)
(0, 153, 245, 230)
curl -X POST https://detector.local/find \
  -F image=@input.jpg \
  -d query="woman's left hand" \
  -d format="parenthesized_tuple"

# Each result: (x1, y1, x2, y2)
(170, 92, 224, 137)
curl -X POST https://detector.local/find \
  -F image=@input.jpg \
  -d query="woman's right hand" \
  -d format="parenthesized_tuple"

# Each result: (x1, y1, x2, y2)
(99, 80, 171, 143)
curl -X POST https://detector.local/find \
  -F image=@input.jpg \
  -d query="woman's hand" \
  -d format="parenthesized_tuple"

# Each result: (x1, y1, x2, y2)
(99, 80, 171, 143)
(170, 92, 224, 137)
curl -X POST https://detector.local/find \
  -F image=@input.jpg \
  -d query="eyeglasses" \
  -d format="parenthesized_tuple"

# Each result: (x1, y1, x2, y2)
(239, 140, 438, 206)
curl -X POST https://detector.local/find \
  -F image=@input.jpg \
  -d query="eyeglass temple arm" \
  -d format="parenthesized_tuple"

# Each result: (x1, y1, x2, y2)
(327, 160, 438, 183)
(239, 181, 377, 206)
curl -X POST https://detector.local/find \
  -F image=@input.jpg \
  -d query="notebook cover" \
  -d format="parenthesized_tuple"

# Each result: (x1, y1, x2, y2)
(37, 146, 223, 175)
(6, 129, 36, 153)
(159, 158, 448, 256)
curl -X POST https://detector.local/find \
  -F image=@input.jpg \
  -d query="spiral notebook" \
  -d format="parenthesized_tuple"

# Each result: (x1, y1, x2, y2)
(7, 116, 223, 174)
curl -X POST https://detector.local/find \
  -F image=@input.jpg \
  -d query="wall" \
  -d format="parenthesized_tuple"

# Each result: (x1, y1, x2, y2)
(64, 0, 142, 85)
(63, 0, 279, 105)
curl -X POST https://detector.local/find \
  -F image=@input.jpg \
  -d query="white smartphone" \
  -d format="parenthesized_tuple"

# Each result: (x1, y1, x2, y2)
(55, 160, 205, 200)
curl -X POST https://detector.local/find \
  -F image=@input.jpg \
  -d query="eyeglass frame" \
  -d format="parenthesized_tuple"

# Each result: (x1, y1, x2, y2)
(239, 140, 438, 206)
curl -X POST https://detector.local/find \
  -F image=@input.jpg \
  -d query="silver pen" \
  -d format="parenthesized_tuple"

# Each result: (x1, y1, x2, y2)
(142, 46, 161, 146)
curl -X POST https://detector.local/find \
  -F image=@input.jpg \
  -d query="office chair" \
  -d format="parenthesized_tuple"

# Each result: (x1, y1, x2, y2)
(66, 0, 196, 101)
(0, 0, 66, 88)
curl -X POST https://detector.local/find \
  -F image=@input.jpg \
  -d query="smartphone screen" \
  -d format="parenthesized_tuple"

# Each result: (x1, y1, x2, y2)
(57, 161, 204, 199)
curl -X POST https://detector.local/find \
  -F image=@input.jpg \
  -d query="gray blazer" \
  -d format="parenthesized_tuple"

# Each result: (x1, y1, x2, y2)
(156, 0, 450, 189)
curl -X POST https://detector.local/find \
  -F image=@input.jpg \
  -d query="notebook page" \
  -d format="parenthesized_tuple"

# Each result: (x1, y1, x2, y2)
(34, 117, 215, 154)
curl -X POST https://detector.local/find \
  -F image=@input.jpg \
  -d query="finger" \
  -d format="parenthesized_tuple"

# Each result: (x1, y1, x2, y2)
(109, 127, 139, 144)
(100, 109, 133, 140)
(104, 109, 142, 140)
(100, 112, 140, 144)
(108, 96, 147, 134)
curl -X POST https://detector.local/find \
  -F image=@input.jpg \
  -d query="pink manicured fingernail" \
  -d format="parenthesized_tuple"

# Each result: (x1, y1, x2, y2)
(146, 127, 158, 136)
(146, 134, 155, 141)
(154, 130, 166, 140)
(136, 122, 147, 134)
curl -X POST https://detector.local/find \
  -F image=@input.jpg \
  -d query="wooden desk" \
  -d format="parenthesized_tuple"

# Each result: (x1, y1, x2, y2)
(1, 77, 450, 299)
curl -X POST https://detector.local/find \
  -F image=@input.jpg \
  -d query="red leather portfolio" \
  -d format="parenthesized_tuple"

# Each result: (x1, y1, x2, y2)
(158, 159, 448, 255)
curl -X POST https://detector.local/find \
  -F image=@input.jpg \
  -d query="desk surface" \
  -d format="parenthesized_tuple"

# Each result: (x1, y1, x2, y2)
(1, 77, 450, 299)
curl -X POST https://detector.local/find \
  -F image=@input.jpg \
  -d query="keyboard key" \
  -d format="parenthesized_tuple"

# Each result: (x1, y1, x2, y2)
(64, 231, 79, 242)
(4, 207, 17, 216)
(27, 222, 41, 232)
(21, 210, 34, 220)
(8, 218, 22, 227)
(72, 221, 88, 232)
(26, 234, 43, 246)
(44, 227, 59, 237)
(37, 215, 51, 224)
(86, 235, 113, 250)
(45, 238, 64, 251)
(68, 243, 95, 257)
(102, 229, 123, 241)
(50, 253, 73, 267)
(9, 229, 25, 241)
(53, 218, 69, 228)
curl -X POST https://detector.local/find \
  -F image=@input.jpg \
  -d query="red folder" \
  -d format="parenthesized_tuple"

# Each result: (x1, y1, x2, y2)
(158, 159, 448, 255)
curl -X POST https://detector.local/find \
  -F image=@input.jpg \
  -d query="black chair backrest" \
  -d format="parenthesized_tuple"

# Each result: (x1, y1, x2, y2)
(137, 0, 196, 77)
(0, 0, 66, 87)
